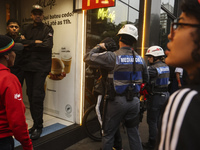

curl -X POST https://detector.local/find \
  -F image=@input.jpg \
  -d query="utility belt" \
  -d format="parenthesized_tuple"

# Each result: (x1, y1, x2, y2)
(115, 92, 140, 98)
(115, 86, 140, 101)
(153, 87, 168, 93)
(106, 83, 140, 101)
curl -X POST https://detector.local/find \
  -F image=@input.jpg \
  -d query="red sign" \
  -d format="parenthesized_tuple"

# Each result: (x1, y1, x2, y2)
(82, 0, 115, 10)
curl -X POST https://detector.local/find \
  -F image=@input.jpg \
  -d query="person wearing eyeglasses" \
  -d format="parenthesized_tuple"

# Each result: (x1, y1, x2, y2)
(6, 19, 25, 86)
(155, 0, 200, 150)
(20, 5, 54, 140)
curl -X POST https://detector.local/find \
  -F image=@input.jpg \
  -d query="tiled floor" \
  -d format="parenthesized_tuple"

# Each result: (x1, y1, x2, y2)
(25, 108, 74, 129)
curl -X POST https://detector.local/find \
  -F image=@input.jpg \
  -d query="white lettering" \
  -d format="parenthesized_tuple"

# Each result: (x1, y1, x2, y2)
(120, 56, 142, 63)
(160, 67, 169, 72)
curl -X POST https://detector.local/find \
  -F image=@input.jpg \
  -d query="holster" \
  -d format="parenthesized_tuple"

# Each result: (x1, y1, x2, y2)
(115, 86, 139, 101)
(126, 86, 135, 101)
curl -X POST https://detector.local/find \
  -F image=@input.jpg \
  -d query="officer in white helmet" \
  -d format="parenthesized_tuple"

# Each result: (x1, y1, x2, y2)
(142, 46, 170, 149)
(84, 24, 149, 150)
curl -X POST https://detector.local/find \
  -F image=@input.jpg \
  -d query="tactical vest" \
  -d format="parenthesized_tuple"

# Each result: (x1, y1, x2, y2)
(113, 47, 144, 94)
(152, 61, 169, 89)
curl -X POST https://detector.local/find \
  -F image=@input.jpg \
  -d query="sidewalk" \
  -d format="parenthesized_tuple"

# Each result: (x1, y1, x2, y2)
(66, 112, 149, 150)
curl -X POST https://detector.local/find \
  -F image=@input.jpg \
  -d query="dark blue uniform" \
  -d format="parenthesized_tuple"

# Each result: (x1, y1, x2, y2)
(147, 61, 170, 145)
(84, 46, 149, 150)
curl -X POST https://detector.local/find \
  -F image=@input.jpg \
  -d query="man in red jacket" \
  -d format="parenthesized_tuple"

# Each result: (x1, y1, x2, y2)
(0, 35, 33, 150)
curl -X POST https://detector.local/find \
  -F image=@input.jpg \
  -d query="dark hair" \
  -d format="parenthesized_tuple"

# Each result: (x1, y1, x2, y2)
(181, 0, 200, 84)
(6, 19, 20, 27)
(181, 0, 200, 22)
(119, 34, 137, 46)
(153, 56, 163, 62)
(181, 0, 200, 62)
(100, 37, 117, 52)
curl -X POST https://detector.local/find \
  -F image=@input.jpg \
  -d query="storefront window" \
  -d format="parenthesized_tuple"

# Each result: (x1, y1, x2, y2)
(85, 0, 139, 111)
(86, 0, 139, 50)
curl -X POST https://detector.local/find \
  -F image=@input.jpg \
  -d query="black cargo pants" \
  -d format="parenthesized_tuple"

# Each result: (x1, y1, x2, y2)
(24, 71, 48, 129)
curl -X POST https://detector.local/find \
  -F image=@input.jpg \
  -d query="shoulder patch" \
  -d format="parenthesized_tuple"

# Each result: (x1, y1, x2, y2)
(48, 33, 53, 36)
(14, 93, 22, 101)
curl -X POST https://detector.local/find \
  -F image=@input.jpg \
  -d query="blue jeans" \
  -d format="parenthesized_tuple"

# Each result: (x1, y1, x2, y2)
(0, 136, 14, 150)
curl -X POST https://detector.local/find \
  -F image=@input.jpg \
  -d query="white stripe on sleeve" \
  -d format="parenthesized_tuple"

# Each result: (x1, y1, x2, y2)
(170, 90, 198, 150)
(159, 90, 180, 150)
(165, 88, 190, 150)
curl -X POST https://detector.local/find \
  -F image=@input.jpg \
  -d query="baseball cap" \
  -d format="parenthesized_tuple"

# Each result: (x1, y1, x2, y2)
(31, 5, 43, 13)
(0, 35, 24, 56)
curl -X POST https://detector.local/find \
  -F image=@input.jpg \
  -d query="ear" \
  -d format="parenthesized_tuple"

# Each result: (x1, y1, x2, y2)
(4, 55, 9, 60)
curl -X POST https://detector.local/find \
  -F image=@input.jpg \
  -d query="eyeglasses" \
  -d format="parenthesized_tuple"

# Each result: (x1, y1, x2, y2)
(9, 25, 19, 29)
(171, 22, 200, 40)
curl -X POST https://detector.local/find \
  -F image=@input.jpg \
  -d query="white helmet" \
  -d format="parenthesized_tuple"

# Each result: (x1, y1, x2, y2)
(117, 24, 138, 41)
(145, 46, 165, 57)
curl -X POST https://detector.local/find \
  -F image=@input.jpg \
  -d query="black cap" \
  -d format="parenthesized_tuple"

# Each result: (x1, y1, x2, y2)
(31, 5, 43, 13)
(0, 35, 24, 56)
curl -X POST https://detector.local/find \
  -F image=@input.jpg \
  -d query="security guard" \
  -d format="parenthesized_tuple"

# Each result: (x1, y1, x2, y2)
(20, 5, 54, 140)
(84, 24, 149, 150)
(143, 46, 170, 149)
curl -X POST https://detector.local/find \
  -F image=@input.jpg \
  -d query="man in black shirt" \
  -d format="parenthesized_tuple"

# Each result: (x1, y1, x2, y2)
(21, 5, 54, 140)
(6, 19, 24, 86)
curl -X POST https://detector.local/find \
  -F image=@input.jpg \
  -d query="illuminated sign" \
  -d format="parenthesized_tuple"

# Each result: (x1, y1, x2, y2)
(97, 8, 115, 23)
(82, 0, 115, 10)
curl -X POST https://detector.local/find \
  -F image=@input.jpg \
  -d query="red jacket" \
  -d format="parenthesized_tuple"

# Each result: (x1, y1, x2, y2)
(0, 64, 32, 150)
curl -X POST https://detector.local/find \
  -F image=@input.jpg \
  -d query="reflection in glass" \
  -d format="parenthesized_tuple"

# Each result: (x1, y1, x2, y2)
(161, 0, 175, 13)
(159, 9, 173, 50)
(85, 0, 140, 112)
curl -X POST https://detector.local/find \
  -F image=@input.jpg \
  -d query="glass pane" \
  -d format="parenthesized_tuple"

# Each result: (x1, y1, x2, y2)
(161, 0, 175, 13)
(129, 0, 140, 10)
(85, 0, 140, 111)
(128, 8, 139, 25)
(159, 9, 173, 50)
(120, 0, 128, 4)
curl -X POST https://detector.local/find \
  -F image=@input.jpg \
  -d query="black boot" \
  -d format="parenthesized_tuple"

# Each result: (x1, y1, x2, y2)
(28, 126, 36, 134)
(30, 128, 42, 140)
(142, 139, 155, 150)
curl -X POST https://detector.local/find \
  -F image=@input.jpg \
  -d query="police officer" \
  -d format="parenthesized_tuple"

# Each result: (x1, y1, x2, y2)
(84, 24, 149, 150)
(20, 5, 54, 140)
(143, 46, 170, 149)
